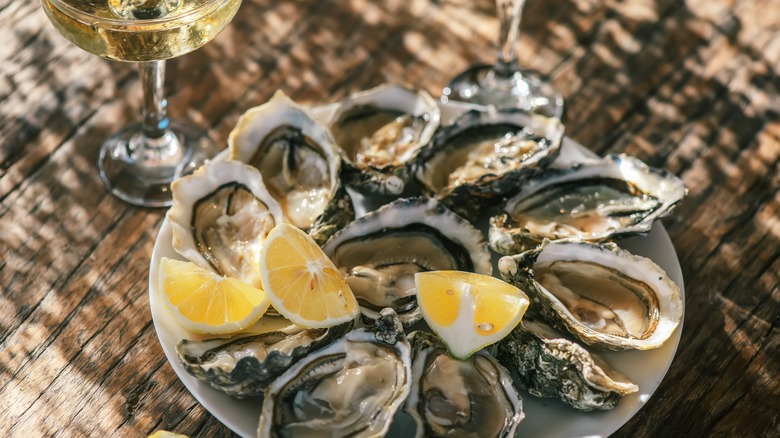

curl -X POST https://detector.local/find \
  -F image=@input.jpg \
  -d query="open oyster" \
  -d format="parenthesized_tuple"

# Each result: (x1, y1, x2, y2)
(414, 107, 563, 220)
(498, 241, 683, 351)
(489, 154, 686, 254)
(322, 197, 491, 326)
(175, 321, 353, 398)
(167, 160, 283, 288)
(229, 90, 354, 244)
(257, 309, 411, 438)
(328, 84, 440, 196)
(405, 331, 524, 437)
(496, 319, 638, 411)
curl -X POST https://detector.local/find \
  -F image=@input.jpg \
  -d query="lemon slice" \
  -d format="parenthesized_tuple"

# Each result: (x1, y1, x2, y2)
(416, 270, 530, 359)
(147, 431, 189, 438)
(260, 223, 359, 328)
(159, 258, 271, 334)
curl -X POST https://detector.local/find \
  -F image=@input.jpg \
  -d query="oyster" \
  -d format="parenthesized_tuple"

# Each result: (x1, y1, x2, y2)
(257, 309, 412, 438)
(498, 241, 683, 351)
(229, 90, 354, 244)
(175, 321, 353, 398)
(167, 160, 283, 288)
(328, 84, 440, 196)
(405, 331, 524, 438)
(414, 107, 563, 220)
(322, 197, 492, 326)
(489, 154, 686, 254)
(496, 319, 638, 411)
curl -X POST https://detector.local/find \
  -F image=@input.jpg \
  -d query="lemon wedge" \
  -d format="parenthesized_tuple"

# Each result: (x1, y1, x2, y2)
(416, 270, 530, 359)
(159, 258, 271, 334)
(260, 223, 359, 328)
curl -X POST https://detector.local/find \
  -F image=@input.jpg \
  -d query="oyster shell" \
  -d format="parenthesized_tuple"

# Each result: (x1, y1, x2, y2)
(257, 309, 412, 438)
(175, 321, 353, 398)
(328, 84, 440, 196)
(229, 90, 354, 244)
(322, 197, 492, 326)
(498, 241, 683, 351)
(167, 160, 283, 288)
(405, 331, 524, 438)
(414, 107, 563, 220)
(496, 319, 638, 411)
(489, 154, 686, 254)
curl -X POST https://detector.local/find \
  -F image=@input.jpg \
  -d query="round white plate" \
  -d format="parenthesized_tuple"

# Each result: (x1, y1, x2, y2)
(148, 103, 685, 438)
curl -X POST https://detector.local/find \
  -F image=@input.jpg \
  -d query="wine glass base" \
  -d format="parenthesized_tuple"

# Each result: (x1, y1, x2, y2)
(98, 120, 220, 208)
(442, 64, 564, 118)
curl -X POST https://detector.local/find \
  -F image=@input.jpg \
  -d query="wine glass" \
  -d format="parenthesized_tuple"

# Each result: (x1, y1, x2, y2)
(40, 0, 242, 207)
(442, 0, 564, 118)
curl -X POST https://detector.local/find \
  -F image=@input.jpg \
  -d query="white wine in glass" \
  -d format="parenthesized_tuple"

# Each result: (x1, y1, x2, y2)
(442, 0, 564, 118)
(41, 0, 243, 207)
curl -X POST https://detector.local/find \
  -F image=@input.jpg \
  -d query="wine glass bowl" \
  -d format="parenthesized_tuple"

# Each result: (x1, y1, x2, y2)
(41, 0, 241, 62)
(442, 0, 564, 119)
(40, 0, 242, 207)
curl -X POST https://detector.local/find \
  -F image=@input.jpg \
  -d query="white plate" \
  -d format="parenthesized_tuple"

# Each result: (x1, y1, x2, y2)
(148, 103, 685, 438)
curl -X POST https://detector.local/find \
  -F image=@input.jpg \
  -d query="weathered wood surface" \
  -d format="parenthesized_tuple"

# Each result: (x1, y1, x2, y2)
(1, 0, 778, 436)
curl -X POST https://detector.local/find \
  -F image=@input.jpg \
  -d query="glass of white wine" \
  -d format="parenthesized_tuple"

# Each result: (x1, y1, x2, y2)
(442, 0, 564, 118)
(40, 0, 242, 207)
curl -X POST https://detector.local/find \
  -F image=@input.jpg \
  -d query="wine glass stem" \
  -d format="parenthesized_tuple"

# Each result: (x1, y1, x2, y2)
(139, 60, 170, 141)
(495, 0, 525, 78)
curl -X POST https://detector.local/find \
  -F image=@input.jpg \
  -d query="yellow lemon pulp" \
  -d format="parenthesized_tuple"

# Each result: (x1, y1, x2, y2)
(159, 258, 270, 334)
(261, 223, 359, 328)
(416, 270, 530, 359)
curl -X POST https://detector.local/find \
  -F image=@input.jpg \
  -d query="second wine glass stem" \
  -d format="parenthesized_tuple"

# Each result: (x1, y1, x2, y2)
(495, 0, 525, 78)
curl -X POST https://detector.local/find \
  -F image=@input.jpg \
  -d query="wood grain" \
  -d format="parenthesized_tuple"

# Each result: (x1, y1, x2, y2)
(1, 0, 778, 436)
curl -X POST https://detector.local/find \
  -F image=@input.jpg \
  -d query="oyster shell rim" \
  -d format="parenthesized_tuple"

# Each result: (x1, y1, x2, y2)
(498, 240, 684, 351)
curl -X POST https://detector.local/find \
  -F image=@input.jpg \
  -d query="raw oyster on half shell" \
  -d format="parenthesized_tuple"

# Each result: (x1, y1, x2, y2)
(229, 90, 354, 244)
(414, 107, 563, 220)
(257, 309, 411, 438)
(489, 154, 686, 254)
(175, 321, 353, 398)
(404, 331, 524, 438)
(328, 84, 440, 196)
(167, 160, 283, 288)
(496, 319, 638, 411)
(498, 241, 683, 351)
(322, 197, 491, 326)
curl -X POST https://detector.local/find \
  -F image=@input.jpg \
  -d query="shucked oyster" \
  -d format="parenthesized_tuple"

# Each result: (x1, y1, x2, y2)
(405, 331, 524, 438)
(175, 321, 353, 398)
(498, 241, 683, 351)
(257, 309, 411, 438)
(414, 107, 563, 220)
(496, 319, 638, 411)
(328, 84, 440, 196)
(489, 154, 686, 254)
(229, 90, 354, 244)
(168, 160, 283, 288)
(322, 197, 491, 326)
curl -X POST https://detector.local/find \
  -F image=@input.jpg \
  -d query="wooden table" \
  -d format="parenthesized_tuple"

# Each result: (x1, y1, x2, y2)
(1, 0, 778, 436)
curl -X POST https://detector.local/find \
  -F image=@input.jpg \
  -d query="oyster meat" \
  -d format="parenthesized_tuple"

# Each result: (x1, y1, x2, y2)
(498, 241, 683, 351)
(490, 154, 686, 254)
(322, 197, 491, 326)
(496, 319, 638, 411)
(329, 84, 440, 195)
(257, 309, 411, 438)
(414, 107, 563, 220)
(405, 331, 524, 438)
(229, 90, 354, 244)
(167, 160, 283, 288)
(176, 321, 353, 398)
